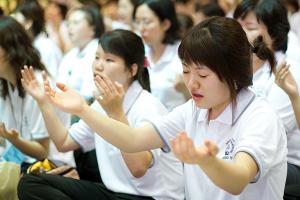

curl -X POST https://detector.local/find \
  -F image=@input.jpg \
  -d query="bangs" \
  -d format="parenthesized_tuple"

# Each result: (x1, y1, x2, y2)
(178, 25, 227, 80)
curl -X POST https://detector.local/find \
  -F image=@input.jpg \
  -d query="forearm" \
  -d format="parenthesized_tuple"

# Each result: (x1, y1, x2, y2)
(9, 137, 48, 160)
(78, 104, 146, 152)
(290, 95, 300, 128)
(199, 155, 256, 195)
(38, 101, 71, 152)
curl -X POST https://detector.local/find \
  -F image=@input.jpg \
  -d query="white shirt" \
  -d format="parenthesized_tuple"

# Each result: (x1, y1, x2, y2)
(58, 39, 98, 100)
(34, 33, 63, 78)
(146, 42, 186, 111)
(286, 31, 300, 65)
(69, 81, 184, 199)
(0, 72, 48, 163)
(0, 71, 75, 166)
(151, 89, 287, 200)
(252, 51, 300, 167)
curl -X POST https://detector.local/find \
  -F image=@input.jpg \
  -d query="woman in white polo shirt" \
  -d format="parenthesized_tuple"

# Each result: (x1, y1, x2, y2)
(134, 0, 187, 111)
(19, 29, 184, 200)
(33, 17, 287, 200)
(234, 1, 300, 198)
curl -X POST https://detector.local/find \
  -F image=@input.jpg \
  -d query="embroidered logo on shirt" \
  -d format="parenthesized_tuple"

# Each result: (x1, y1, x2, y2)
(222, 138, 236, 160)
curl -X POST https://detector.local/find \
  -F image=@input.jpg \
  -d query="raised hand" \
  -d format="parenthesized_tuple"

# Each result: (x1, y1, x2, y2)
(44, 78, 87, 115)
(0, 122, 19, 142)
(93, 74, 125, 117)
(21, 65, 46, 102)
(275, 61, 299, 98)
(170, 132, 219, 165)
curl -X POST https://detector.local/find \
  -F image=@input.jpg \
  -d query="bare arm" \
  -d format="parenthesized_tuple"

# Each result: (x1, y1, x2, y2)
(275, 62, 300, 128)
(171, 133, 258, 195)
(21, 66, 79, 152)
(0, 123, 49, 160)
(43, 76, 164, 152)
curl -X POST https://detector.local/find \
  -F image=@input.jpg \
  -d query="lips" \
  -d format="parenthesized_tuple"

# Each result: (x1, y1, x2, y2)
(192, 93, 203, 100)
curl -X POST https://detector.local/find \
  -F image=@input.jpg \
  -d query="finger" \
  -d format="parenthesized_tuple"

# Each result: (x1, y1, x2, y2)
(277, 64, 290, 78)
(56, 82, 68, 92)
(94, 76, 105, 95)
(42, 71, 48, 82)
(204, 140, 219, 156)
(28, 66, 36, 81)
(102, 75, 116, 94)
(93, 90, 103, 101)
(279, 70, 290, 81)
(22, 65, 31, 82)
(97, 76, 110, 94)
(114, 81, 124, 94)
(275, 61, 287, 75)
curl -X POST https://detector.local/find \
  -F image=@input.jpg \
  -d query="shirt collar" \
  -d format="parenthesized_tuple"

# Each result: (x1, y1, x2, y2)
(123, 81, 143, 114)
(77, 39, 98, 58)
(197, 88, 256, 125)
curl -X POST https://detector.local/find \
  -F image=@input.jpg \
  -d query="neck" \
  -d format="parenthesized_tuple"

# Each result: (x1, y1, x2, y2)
(208, 100, 230, 120)
(1, 68, 17, 88)
(150, 43, 166, 64)
(252, 54, 265, 74)
(78, 39, 92, 51)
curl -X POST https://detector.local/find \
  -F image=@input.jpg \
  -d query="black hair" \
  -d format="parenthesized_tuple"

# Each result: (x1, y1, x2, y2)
(178, 17, 254, 102)
(14, 0, 45, 37)
(134, 0, 180, 44)
(99, 29, 151, 92)
(0, 16, 46, 99)
(68, 6, 105, 39)
(234, 0, 290, 53)
(195, 3, 225, 17)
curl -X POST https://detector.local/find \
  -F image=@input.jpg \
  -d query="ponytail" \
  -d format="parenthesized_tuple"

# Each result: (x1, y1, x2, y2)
(252, 36, 276, 75)
(137, 66, 151, 92)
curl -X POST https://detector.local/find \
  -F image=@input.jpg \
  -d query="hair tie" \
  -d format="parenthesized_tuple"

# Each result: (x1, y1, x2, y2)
(144, 57, 150, 68)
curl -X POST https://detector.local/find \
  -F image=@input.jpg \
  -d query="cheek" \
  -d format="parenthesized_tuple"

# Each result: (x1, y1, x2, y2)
(245, 30, 260, 44)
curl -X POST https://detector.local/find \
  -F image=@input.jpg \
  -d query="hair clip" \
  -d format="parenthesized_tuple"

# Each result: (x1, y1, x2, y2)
(144, 57, 150, 68)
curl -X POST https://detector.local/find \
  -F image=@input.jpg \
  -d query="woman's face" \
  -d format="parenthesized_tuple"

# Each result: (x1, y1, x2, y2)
(135, 4, 168, 46)
(117, 0, 134, 25)
(67, 10, 94, 48)
(92, 45, 132, 88)
(237, 11, 273, 49)
(182, 62, 231, 117)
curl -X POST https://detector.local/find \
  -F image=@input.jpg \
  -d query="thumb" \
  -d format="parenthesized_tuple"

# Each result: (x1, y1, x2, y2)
(56, 82, 68, 92)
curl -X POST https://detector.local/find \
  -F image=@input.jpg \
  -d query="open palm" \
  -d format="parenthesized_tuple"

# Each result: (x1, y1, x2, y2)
(21, 66, 45, 102)
(275, 62, 299, 98)
(45, 81, 87, 115)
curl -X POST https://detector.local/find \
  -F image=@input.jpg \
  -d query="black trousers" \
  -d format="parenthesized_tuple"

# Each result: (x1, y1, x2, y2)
(18, 174, 154, 200)
(284, 163, 300, 200)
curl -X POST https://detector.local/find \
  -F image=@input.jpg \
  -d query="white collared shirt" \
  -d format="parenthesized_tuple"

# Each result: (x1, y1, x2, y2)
(252, 51, 300, 167)
(57, 39, 98, 100)
(0, 71, 74, 165)
(34, 33, 63, 78)
(151, 89, 287, 200)
(146, 42, 186, 111)
(69, 81, 184, 199)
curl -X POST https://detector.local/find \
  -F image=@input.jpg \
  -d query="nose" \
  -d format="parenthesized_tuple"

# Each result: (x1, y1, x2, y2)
(93, 60, 104, 72)
(188, 73, 200, 90)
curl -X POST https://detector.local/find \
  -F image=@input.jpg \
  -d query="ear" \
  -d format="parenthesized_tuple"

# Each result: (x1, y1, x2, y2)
(161, 19, 171, 32)
(129, 63, 138, 78)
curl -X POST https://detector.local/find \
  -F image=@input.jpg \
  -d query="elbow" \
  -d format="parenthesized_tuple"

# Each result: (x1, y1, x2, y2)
(130, 166, 148, 178)
(129, 159, 150, 178)
(226, 186, 246, 196)
(37, 150, 49, 160)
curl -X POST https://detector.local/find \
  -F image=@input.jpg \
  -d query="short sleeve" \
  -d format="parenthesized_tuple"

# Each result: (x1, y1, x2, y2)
(69, 119, 95, 153)
(234, 100, 287, 182)
(149, 101, 192, 152)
